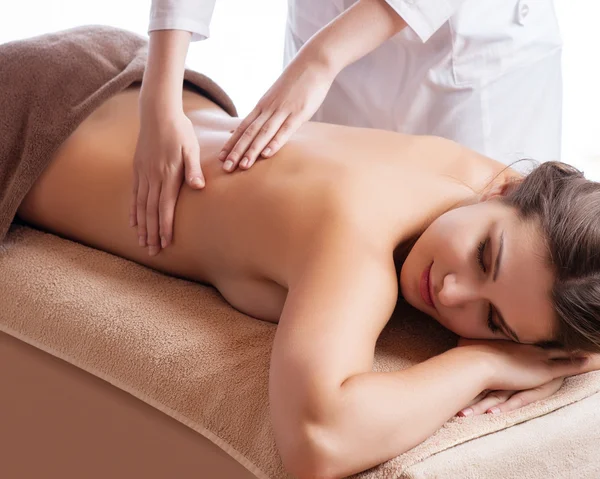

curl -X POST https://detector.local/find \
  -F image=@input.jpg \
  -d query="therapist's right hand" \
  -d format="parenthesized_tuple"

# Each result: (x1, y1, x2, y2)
(131, 103, 204, 257)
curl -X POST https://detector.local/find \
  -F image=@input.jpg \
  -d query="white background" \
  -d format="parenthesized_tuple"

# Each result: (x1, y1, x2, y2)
(1, 1, 597, 179)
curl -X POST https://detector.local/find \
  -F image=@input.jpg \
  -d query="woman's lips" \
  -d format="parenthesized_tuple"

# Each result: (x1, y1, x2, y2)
(420, 262, 436, 310)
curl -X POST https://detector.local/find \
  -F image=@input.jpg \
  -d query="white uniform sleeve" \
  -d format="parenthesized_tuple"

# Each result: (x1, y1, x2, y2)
(149, 0, 217, 41)
(385, 0, 467, 43)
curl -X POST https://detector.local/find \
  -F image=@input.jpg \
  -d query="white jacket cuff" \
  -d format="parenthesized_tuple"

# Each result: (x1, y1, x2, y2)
(149, 0, 216, 41)
(148, 16, 210, 41)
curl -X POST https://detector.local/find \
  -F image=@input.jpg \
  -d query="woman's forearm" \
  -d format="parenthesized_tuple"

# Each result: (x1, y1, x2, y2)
(140, 30, 192, 110)
(298, 0, 407, 77)
(307, 346, 492, 478)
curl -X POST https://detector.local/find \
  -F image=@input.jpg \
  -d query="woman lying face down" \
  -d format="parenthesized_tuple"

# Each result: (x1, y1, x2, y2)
(16, 84, 600, 479)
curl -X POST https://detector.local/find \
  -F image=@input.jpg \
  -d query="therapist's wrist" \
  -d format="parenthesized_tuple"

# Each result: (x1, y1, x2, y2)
(295, 42, 341, 81)
(139, 83, 184, 119)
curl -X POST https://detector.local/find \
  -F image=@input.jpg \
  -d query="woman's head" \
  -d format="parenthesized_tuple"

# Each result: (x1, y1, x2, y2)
(400, 161, 600, 353)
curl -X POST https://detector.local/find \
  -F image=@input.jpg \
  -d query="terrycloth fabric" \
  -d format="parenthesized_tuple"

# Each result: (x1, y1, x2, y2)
(1, 225, 599, 479)
(401, 391, 600, 479)
(0, 25, 236, 243)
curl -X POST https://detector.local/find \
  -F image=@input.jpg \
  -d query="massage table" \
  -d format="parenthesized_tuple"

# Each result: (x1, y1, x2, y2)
(1, 226, 599, 479)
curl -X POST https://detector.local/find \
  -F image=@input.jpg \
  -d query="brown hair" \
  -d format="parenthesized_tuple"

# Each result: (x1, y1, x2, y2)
(502, 161, 600, 352)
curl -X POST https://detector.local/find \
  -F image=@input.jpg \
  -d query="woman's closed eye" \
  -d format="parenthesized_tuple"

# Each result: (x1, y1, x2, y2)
(476, 239, 501, 334)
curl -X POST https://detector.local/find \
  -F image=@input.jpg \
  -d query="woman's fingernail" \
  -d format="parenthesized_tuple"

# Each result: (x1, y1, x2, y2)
(458, 408, 473, 417)
(223, 159, 234, 171)
(148, 245, 160, 256)
(138, 235, 146, 247)
(129, 217, 135, 227)
(161, 236, 167, 248)
(488, 407, 501, 415)
(262, 147, 271, 157)
(240, 157, 249, 168)
(218, 151, 227, 161)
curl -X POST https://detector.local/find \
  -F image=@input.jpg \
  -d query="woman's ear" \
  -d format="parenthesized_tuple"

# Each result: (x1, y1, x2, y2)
(480, 178, 519, 202)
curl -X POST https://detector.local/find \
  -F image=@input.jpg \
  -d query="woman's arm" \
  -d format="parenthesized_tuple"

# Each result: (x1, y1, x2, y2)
(220, 0, 408, 170)
(271, 229, 590, 479)
(269, 230, 491, 478)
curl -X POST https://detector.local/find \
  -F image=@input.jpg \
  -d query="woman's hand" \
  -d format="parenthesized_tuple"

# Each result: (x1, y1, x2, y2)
(456, 338, 589, 392)
(457, 377, 564, 417)
(131, 104, 203, 256)
(218, 54, 335, 172)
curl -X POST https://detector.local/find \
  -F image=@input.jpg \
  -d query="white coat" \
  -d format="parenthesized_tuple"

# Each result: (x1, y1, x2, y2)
(149, 0, 563, 165)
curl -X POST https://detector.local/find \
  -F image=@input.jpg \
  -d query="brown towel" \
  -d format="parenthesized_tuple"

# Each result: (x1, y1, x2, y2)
(1, 226, 599, 479)
(0, 25, 236, 243)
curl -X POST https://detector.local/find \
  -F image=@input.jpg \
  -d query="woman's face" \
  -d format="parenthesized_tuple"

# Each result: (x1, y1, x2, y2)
(400, 200, 557, 344)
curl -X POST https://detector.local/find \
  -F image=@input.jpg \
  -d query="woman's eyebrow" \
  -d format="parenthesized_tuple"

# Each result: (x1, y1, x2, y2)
(492, 231, 521, 343)
(492, 231, 504, 282)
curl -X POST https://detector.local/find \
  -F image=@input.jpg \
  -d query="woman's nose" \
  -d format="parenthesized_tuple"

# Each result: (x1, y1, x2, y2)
(437, 273, 479, 307)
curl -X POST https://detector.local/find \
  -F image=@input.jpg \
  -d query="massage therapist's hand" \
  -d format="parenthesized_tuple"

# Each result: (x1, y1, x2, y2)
(131, 103, 202, 256)
(218, 0, 409, 171)
(218, 54, 334, 172)
(131, 29, 199, 257)
(456, 338, 589, 393)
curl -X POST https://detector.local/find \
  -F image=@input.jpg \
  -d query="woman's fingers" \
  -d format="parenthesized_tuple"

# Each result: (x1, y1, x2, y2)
(145, 181, 162, 256)
(136, 177, 150, 247)
(238, 111, 291, 169)
(496, 379, 564, 414)
(458, 378, 566, 418)
(458, 390, 515, 417)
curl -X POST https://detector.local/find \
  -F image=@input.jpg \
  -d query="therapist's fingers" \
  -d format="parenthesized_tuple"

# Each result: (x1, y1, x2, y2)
(222, 112, 272, 172)
(145, 182, 162, 257)
(219, 109, 262, 164)
(258, 115, 303, 163)
(130, 169, 139, 228)
(136, 177, 150, 248)
(238, 111, 291, 169)
(158, 175, 180, 250)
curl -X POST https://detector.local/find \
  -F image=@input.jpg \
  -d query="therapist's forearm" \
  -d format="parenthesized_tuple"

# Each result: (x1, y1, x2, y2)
(140, 30, 192, 110)
(298, 0, 407, 76)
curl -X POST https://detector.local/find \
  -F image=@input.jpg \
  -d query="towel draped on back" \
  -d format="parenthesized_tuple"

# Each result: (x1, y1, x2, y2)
(0, 25, 236, 242)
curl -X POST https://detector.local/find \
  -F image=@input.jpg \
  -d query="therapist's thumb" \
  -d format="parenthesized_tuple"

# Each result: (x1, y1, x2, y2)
(184, 141, 205, 189)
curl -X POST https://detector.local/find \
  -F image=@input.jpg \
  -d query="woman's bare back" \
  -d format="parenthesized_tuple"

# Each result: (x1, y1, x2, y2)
(17, 85, 503, 321)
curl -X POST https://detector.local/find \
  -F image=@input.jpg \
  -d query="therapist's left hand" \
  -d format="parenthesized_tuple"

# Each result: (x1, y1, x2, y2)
(219, 55, 335, 172)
